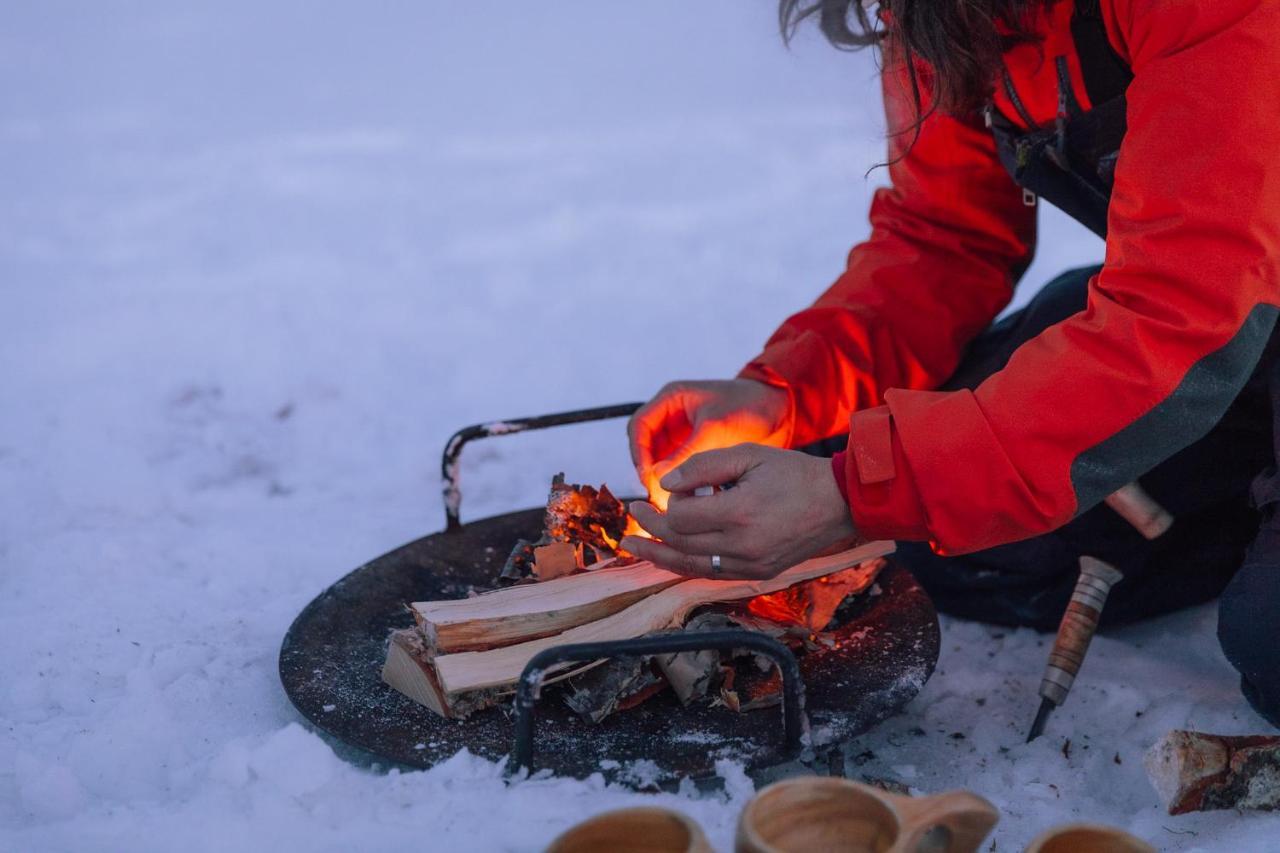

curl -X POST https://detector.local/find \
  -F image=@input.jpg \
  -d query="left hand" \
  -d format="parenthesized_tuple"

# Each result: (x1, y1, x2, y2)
(620, 443, 860, 580)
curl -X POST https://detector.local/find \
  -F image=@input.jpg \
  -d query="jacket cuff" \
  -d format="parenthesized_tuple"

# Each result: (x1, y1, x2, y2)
(837, 406, 932, 543)
(883, 387, 1044, 555)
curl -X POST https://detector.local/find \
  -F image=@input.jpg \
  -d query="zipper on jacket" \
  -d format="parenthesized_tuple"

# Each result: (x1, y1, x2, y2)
(1001, 65, 1039, 129)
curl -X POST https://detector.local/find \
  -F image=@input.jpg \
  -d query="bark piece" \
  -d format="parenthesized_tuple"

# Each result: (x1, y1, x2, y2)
(1145, 729, 1280, 814)
(565, 657, 666, 723)
(656, 612, 736, 705)
(532, 541, 580, 580)
(500, 538, 536, 582)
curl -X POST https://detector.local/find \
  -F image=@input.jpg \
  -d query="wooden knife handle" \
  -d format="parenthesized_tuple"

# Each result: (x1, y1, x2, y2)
(1039, 556, 1124, 706)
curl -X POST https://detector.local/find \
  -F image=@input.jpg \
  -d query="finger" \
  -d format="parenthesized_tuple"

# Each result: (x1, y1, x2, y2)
(629, 390, 690, 476)
(652, 422, 720, 480)
(663, 489, 745, 535)
(619, 536, 759, 580)
(660, 443, 763, 493)
(643, 425, 716, 510)
(627, 501, 731, 554)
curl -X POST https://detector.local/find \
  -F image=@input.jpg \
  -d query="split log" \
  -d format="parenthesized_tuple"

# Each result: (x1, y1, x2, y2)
(412, 561, 684, 653)
(383, 628, 603, 718)
(387, 541, 893, 717)
(1145, 729, 1280, 814)
(383, 628, 504, 718)
(433, 543, 891, 696)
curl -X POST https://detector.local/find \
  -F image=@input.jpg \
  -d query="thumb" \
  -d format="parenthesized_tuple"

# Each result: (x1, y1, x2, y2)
(660, 444, 761, 492)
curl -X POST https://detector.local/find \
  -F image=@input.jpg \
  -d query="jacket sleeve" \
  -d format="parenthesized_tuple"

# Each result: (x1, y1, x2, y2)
(738, 48, 1037, 450)
(839, 0, 1280, 554)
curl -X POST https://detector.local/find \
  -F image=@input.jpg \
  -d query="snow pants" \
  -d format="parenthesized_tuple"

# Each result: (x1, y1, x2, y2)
(811, 265, 1280, 727)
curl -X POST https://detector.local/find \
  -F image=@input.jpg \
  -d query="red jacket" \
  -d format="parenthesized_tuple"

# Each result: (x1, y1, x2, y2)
(739, 0, 1280, 554)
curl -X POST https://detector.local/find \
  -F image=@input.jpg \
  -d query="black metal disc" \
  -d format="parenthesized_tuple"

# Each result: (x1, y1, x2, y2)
(279, 506, 940, 783)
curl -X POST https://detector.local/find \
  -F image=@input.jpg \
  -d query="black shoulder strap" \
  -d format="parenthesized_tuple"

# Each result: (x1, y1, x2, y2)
(1070, 0, 1133, 104)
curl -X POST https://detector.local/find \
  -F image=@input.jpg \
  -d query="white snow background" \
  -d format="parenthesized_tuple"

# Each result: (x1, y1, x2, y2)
(2, 3, 1277, 851)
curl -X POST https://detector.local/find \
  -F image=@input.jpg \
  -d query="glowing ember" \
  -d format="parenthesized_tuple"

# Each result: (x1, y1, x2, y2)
(544, 477, 627, 558)
(746, 561, 885, 632)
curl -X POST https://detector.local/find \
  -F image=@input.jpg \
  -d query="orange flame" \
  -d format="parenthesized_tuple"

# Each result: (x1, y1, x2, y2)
(641, 464, 673, 512)
(593, 524, 619, 551)
(745, 567, 874, 631)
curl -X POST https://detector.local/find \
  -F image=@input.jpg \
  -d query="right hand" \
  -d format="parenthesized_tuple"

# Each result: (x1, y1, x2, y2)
(627, 379, 791, 509)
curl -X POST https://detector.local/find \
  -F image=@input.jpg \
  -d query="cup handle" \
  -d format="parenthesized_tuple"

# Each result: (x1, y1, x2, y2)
(887, 790, 999, 853)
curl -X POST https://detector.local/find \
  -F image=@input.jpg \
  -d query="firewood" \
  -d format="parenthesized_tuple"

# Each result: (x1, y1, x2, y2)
(382, 628, 602, 719)
(1144, 729, 1280, 814)
(413, 561, 684, 653)
(382, 628, 504, 718)
(386, 541, 892, 717)
(498, 476, 630, 582)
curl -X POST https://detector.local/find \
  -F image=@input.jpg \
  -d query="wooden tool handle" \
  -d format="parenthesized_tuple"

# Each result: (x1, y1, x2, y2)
(1039, 556, 1124, 706)
(1104, 482, 1173, 540)
(889, 789, 1000, 853)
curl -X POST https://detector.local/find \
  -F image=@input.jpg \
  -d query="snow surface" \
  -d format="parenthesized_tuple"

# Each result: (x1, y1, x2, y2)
(2, 3, 1277, 851)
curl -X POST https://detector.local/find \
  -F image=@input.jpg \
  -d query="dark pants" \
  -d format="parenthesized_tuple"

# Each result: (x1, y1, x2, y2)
(811, 266, 1280, 726)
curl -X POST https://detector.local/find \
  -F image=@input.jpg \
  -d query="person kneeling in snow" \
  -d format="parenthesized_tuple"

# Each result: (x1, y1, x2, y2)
(620, 0, 1280, 728)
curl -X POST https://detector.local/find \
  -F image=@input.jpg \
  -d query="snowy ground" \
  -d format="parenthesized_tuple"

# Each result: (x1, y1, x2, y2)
(2, 3, 1277, 851)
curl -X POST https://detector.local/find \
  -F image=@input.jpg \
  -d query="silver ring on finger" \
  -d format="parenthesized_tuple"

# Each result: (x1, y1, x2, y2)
(711, 554, 722, 575)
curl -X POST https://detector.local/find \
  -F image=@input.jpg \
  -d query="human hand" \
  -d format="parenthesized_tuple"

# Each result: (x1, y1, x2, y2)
(620, 443, 858, 580)
(627, 379, 790, 509)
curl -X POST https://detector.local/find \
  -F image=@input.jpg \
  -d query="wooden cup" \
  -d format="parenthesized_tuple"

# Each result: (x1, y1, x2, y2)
(546, 806, 713, 853)
(736, 777, 999, 853)
(1023, 824, 1155, 853)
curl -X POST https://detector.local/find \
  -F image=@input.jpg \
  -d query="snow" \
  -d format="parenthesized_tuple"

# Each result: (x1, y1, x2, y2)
(1, 2, 1277, 851)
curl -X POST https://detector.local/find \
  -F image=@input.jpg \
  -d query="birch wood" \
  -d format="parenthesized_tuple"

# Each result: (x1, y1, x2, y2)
(431, 540, 894, 696)
(413, 561, 683, 653)
(1145, 729, 1280, 814)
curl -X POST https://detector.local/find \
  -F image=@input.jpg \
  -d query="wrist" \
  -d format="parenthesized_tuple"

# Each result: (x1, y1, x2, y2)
(740, 376, 795, 449)
(809, 452, 858, 543)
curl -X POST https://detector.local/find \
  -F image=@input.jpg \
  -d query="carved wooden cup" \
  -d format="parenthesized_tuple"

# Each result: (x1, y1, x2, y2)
(545, 806, 713, 853)
(1024, 824, 1155, 853)
(736, 777, 999, 853)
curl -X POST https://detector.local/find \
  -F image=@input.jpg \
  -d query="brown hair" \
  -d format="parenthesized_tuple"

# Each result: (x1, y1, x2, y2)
(779, 0, 1045, 121)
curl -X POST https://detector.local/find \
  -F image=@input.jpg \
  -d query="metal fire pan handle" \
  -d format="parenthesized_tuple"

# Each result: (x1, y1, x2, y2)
(441, 402, 643, 532)
(510, 629, 808, 775)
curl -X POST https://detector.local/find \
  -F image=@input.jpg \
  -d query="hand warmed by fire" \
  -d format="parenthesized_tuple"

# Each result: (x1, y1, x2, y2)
(507, 474, 867, 634)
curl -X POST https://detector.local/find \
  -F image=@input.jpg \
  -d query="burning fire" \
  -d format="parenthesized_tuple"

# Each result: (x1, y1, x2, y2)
(746, 564, 882, 632)
(640, 461, 676, 512)
(622, 514, 648, 541)
(593, 523, 623, 551)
